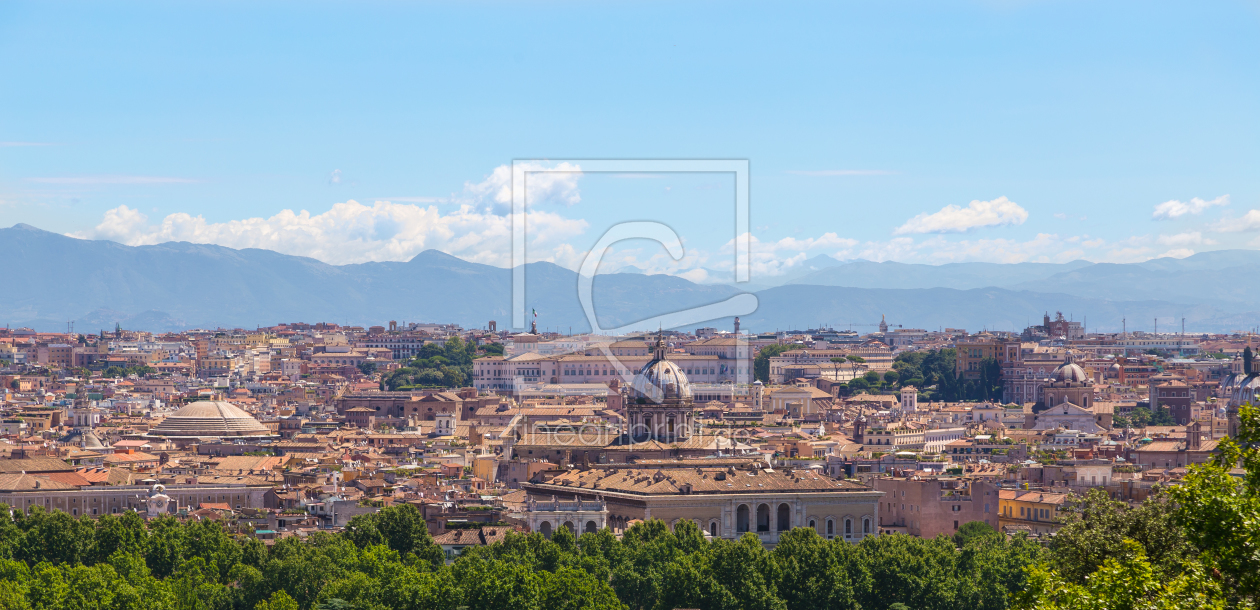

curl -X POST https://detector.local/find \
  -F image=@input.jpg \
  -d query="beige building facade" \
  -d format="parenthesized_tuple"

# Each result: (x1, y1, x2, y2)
(524, 463, 882, 545)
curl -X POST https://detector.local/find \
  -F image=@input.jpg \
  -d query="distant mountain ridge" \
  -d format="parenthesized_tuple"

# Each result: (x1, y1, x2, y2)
(2, 223, 1256, 333)
(785, 252, 1260, 308)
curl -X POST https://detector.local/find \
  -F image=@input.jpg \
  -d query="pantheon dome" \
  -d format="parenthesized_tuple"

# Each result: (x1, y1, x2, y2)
(147, 401, 273, 439)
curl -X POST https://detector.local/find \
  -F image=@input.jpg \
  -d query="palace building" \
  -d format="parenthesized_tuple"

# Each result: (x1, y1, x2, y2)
(519, 333, 884, 545)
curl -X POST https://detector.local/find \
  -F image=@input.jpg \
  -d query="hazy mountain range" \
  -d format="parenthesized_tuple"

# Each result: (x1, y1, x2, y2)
(3, 223, 1257, 334)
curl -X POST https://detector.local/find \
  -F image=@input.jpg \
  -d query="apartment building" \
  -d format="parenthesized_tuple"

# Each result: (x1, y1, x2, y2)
(874, 476, 999, 538)
(998, 489, 1067, 535)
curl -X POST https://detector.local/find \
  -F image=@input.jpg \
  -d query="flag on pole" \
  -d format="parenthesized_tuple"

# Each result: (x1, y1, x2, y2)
(532, 308, 538, 317)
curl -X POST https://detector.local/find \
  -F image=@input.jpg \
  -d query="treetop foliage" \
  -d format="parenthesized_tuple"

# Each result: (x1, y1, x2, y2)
(0, 501, 1044, 610)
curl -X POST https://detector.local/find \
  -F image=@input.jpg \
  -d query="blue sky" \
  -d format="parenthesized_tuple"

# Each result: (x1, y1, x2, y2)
(2, 1, 1259, 282)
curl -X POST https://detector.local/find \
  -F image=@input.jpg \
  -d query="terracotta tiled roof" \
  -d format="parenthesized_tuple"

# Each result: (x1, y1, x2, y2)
(431, 527, 514, 546)
(0, 457, 74, 473)
(0, 473, 78, 491)
(530, 465, 869, 496)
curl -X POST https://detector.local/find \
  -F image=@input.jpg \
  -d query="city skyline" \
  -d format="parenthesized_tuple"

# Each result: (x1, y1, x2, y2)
(1, 4, 1258, 609)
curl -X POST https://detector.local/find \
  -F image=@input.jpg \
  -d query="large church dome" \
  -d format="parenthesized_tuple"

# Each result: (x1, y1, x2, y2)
(148, 401, 273, 438)
(1051, 362, 1089, 383)
(632, 359, 692, 403)
(630, 334, 693, 403)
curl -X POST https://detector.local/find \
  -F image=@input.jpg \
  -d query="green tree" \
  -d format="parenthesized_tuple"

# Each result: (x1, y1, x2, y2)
(1015, 541, 1225, 610)
(15, 508, 93, 567)
(772, 529, 868, 610)
(754, 344, 793, 383)
(255, 590, 301, 610)
(345, 505, 443, 570)
(25, 563, 67, 610)
(144, 515, 186, 579)
(539, 567, 624, 610)
(459, 560, 542, 610)
(1128, 406, 1175, 427)
(1169, 402, 1260, 600)
(708, 534, 785, 610)
(92, 511, 149, 564)
(1049, 488, 1194, 583)
(858, 534, 961, 610)
(0, 579, 28, 610)
(952, 521, 1002, 548)
(973, 357, 1002, 401)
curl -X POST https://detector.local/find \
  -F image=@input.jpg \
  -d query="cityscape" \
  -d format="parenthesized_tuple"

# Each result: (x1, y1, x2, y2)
(2, 2, 1259, 610)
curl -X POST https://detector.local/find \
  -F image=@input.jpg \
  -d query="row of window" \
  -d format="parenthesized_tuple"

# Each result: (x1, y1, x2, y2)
(1003, 505, 1053, 520)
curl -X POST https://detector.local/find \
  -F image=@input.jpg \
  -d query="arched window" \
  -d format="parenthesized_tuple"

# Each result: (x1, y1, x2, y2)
(710, 522, 718, 537)
(585, 521, 597, 534)
(863, 518, 871, 534)
(808, 519, 816, 530)
(845, 518, 852, 537)
(736, 504, 750, 533)
(756, 504, 771, 532)
(776, 503, 791, 532)
(539, 522, 552, 539)
(826, 519, 834, 537)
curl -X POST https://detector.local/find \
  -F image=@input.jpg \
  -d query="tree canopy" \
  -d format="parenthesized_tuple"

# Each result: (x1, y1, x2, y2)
(382, 337, 484, 390)
(1015, 403, 1260, 609)
(0, 502, 1049, 610)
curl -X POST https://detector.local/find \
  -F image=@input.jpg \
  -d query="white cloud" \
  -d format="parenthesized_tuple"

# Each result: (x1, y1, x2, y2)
(858, 237, 920, 262)
(862, 233, 1069, 264)
(74, 200, 588, 267)
(69, 162, 593, 268)
(1213, 209, 1260, 232)
(1156, 231, 1215, 246)
(786, 170, 895, 176)
(374, 196, 445, 203)
(1160, 248, 1195, 259)
(893, 196, 1028, 235)
(463, 161, 582, 214)
(705, 232, 860, 278)
(753, 232, 859, 253)
(678, 268, 709, 283)
(1102, 246, 1157, 263)
(92, 205, 150, 238)
(27, 175, 200, 185)
(1152, 194, 1229, 220)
